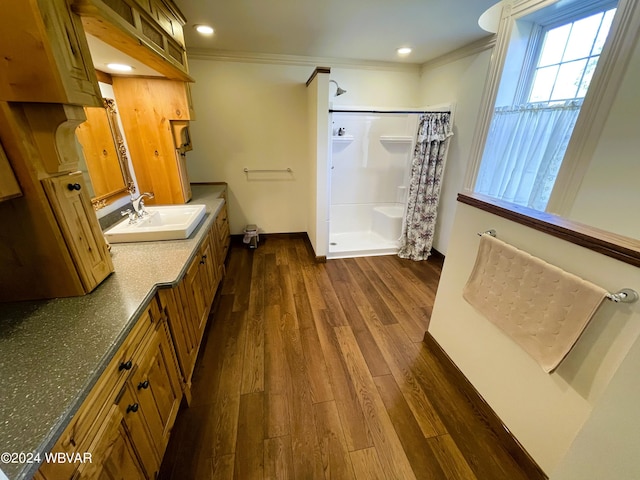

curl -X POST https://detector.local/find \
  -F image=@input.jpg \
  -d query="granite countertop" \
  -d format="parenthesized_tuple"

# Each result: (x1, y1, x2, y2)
(0, 184, 226, 480)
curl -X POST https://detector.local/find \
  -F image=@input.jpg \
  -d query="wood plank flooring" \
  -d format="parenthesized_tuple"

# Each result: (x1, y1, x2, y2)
(159, 235, 536, 480)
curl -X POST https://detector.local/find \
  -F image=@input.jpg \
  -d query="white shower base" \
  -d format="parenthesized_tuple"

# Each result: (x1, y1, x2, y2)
(328, 204, 404, 259)
(328, 231, 400, 259)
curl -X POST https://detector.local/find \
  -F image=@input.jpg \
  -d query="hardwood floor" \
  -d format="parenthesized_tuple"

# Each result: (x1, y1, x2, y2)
(159, 235, 537, 480)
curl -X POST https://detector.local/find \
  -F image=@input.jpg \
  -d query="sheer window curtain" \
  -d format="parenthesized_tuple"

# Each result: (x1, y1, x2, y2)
(398, 112, 453, 261)
(475, 100, 582, 211)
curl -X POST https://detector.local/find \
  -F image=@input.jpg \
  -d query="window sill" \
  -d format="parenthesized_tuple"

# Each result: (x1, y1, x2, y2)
(457, 193, 640, 268)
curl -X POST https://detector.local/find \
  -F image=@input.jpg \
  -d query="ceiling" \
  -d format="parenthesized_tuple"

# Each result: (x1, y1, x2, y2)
(173, 0, 498, 64)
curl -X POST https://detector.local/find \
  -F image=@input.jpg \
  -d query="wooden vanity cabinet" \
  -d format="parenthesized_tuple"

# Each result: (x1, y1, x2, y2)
(37, 199, 229, 479)
(38, 297, 181, 480)
(158, 203, 230, 399)
(158, 229, 217, 399)
(0, 103, 114, 301)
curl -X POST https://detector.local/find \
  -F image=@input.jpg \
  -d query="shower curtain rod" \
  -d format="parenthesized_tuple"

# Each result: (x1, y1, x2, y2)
(329, 108, 451, 115)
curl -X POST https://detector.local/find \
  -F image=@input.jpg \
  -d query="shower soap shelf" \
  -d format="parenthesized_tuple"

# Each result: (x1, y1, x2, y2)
(380, 136, 413, 144)
(332, 135, 354, 143)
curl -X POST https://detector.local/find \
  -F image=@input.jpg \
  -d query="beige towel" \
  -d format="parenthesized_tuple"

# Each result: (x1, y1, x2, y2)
(463, 235, 607, 373)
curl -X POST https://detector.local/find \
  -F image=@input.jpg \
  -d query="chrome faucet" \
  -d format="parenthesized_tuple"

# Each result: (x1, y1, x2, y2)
(131, 192, 154, 218)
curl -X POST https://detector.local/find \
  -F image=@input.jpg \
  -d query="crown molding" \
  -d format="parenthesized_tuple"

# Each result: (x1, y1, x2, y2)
(186, 48, 421, 72)
(420, 35, 497, 72)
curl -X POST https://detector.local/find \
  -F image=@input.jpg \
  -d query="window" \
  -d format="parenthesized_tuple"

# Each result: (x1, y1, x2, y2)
(528, 8, 616, 104)
(474, 2, 617, 211)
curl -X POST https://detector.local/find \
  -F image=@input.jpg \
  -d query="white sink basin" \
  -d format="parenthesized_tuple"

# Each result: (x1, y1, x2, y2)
(104, 204, 207, 243)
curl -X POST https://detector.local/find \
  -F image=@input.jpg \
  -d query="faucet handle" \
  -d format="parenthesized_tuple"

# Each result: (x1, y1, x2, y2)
(121, 209, 137, 224)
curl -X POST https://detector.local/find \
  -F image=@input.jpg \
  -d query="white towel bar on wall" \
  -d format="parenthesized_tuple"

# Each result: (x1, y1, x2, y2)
(476, 229, 639, 304)
(243, 167, 292, 173)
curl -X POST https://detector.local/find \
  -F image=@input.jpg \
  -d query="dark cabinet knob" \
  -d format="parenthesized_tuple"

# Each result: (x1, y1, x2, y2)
(126, 403, 139, 414)
(119, 360, 133, 371)
(137, 380, 150, 390)
(67, 183, 81, 191)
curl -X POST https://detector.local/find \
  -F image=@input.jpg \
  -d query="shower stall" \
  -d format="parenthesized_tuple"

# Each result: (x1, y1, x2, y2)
(328, 111, 418, 259)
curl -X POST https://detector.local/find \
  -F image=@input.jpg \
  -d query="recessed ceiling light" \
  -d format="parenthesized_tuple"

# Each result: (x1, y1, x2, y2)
(397, 47, 412, 56)
(195, 25, 214, 35)
(106, 63, 133, 72)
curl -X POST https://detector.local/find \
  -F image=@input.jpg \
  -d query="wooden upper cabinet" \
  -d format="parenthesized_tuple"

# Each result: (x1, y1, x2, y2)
(0, 102, 113, 301)
(73, 0, 192, 81)
(112, 77, 192, 204)
(0, 141, 21, 203)
(0, 0, 101, 106)
(41, 172, 114, 293)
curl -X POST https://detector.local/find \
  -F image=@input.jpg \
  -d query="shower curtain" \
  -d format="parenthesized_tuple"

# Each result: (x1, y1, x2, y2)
(398, 112, 453, 261)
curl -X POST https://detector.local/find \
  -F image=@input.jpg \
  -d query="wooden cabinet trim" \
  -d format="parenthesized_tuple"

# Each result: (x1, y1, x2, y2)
(0, 141, 22, 202)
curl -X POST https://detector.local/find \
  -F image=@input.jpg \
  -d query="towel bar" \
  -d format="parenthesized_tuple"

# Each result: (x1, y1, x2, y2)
(243, 167, 292, 173)
(476, 229, 638, 304)
(606, 289, 639, 303)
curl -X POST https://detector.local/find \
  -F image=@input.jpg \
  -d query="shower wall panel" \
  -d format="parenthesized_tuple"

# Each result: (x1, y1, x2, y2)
(331, 114, 416, 207)
(330, 113, 416, 236)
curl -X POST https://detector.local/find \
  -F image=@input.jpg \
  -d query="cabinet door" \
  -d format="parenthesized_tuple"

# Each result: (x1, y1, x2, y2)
(74, 404, 146, 480)
(158, 286, 198, 386)
(133, 321, 182, 459)
(213, 203, 230, 281)
(199, 234, 216, 304)
(0, 0, 101, 105)
(39, 0, 102, 106)
(184, 251, 207, 337)
(118, 383, 160, 479)
(112, 77, 191, 204)
(41, 172, 114, 293)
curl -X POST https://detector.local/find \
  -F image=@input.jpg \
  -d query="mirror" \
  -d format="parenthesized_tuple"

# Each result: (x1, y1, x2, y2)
(75, 98, 136, 210)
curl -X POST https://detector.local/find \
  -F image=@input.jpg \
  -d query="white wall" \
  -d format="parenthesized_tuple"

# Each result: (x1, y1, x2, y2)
(429, 203, 640, 474)
(551, 332, 640, 480)
(425, 27, 640, 476)
(568, 32, 640, 240)
(185, 58, 422, 237)
(186, 58, 312, 234)
(329, 66, 420, 108)
(418, 49, 493, 254)
(306, 71, 330, 257)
